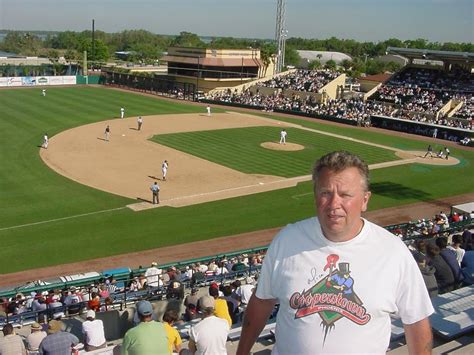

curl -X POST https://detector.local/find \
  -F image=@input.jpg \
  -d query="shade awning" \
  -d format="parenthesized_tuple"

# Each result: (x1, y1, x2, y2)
(161, 55, 263, 67)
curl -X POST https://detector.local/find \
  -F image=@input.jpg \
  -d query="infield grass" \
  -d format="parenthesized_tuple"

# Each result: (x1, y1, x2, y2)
(152, 126, 398, 177)
(0, 86, 473, 274)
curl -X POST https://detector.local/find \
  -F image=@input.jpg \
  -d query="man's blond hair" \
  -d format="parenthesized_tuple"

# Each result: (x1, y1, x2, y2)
(313, 151, 370, 191)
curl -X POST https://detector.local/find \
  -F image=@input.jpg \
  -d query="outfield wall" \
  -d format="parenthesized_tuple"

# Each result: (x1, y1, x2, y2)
(0, 75, 103, 87)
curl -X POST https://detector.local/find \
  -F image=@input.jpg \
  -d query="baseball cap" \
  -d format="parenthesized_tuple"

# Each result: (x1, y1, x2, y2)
(151, 262, 158, 266)
(136, 300, 153, 316)
(199, 295, 215, 309)
(86, 310, 96, 319)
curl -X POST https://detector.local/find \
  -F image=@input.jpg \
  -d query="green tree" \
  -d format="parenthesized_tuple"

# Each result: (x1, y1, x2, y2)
(171, 31, 205, 47)
(324, 59, 337, 70)
(308, 60, 321, 70)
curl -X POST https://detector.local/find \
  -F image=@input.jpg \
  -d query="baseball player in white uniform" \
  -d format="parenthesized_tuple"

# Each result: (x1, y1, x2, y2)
(279, 129, 287, 144)
(162, 160, 169, 181)
(137, 116, 143, 130)
(120, 107, 125, 119)
(42, 133, 49, 149)
(206, 105, 211, 117)
(42, 89, 46, 97)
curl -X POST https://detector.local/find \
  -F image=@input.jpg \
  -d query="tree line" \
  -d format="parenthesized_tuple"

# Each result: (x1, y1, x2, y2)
(0, 29, 472, 75)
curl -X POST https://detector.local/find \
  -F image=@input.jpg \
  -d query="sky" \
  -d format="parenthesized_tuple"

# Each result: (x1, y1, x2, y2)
(0, 0, 472, 43)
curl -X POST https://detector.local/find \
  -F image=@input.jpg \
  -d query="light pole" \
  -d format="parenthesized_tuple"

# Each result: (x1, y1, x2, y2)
(196, 56, 200, 99)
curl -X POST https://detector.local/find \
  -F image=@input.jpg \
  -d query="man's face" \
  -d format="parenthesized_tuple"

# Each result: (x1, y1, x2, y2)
(315, 167, 371, 242)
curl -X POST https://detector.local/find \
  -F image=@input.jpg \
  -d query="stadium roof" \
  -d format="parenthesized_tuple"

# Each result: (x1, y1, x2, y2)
(161, 55, 263, 67)
(387, 47, 474, 64)
(296, 50, 352, 64)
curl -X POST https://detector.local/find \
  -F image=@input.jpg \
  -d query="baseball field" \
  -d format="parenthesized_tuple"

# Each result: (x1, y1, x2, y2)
(1, 86, 473, 279)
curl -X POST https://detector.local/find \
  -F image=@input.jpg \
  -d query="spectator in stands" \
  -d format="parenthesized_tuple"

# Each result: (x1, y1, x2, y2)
(87, 292, 100, 312)
(98, 285, 109, 299)
(447, 234, 466, 266)
(32, 295, 47, 312)
(162, 309, 182, 354)
(184, 303, 198, 322)
(413, 253, 438, 298)
(191, 266, 205, 287)
(167, 280, 184, 300)
(122, 300, 168, 354)
(436, 236, 464, 286)
(222, 285, 240, 324)
(128, 277, 141, 292)
(208, 286, 232, 327)
(187, 295, 230, 355)
(0, 323, 27, 355)
(235, 277, 256, 306)
(426, 244, 455, 293)
(26, 322, 47, 352)
(82, 310, 106, 352)
(461, 250, 474, 284)
(144, 261, 161, 288)
(184, 288, 199, 308)
(237, 151, 433, 355)
(462, 229, 473, 251)
(39, 320, 79, 355)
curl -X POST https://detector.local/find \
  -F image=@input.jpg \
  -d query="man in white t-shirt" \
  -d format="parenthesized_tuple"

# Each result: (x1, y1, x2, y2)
(237, 151, 434, 355)
(82, 310, 106, 351)
(145, 261, 161, 287)
(188, 295, 229, 355)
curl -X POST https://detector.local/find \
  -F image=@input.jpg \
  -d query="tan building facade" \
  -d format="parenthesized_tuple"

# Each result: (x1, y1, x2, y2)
(161, 47, 274, 92)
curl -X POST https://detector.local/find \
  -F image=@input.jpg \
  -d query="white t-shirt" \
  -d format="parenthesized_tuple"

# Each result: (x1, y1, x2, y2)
(145, 266, 161, 287)
(189, 316, 229, 355)
(256, 217, 434, 355)
(236, 284, 255, 305)
(82, 319, 106, 347)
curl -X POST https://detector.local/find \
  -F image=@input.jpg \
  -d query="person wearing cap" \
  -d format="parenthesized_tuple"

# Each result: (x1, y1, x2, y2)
(121, 300, 168, 355)
(0, 323, 27, 355)
(237, 151, 433, 355)
(38, 320, 79, 355)
(26, 322, 47, 352)
(188, 295, 229, 355)
(145, 261, 161, 288)
(82, 310, 106, 352)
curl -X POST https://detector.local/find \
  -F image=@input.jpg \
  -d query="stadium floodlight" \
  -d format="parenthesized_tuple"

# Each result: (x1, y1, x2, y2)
(275, 0, 287, 73)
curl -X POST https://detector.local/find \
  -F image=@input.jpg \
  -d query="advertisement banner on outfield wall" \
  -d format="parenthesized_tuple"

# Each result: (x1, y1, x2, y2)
(7, 77, 22, 87)
(62, 76, 77, 85)
(0, 77, 9, 87)
(36, 76, 50, 86)
(22, 77, 36, 86)
(49, 76, 64, 85)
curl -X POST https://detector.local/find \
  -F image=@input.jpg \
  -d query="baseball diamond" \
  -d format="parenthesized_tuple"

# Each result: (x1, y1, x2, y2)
(0, 86, 473, 278)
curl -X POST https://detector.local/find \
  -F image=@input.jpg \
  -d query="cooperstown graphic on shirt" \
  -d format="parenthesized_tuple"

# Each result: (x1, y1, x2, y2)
(289, 254, 371, 339)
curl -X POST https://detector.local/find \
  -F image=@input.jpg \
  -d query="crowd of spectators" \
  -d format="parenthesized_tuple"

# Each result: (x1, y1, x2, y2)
(208, 67, 473, 135)
(0, 216, 472, 353)
(256, 69, 341, 92)
(209, 89, 394, 125)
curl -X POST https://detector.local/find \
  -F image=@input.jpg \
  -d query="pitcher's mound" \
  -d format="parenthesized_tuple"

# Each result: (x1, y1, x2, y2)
(261, 142, 305, 151)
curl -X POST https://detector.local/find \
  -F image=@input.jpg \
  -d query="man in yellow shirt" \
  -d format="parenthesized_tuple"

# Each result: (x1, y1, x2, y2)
(209, 286, 232, 327)
(162, 310, 182, 354)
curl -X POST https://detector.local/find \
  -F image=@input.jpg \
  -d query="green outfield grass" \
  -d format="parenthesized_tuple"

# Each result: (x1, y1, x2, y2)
(0, 86, 473, 274)
(152, 126, 399, 177)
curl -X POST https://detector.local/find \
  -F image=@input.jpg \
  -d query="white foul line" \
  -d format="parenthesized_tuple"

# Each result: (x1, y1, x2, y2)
(0, 207, 127, 232)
